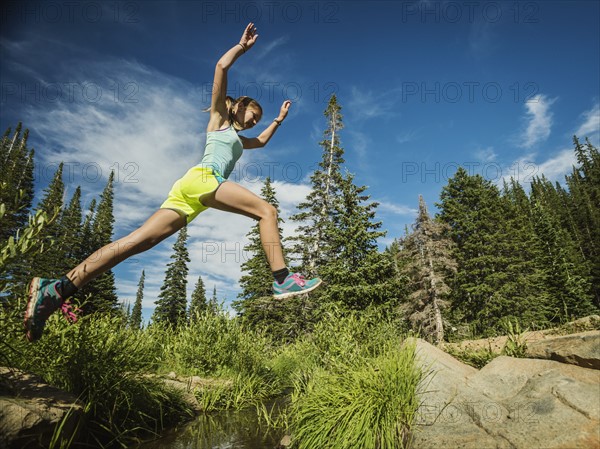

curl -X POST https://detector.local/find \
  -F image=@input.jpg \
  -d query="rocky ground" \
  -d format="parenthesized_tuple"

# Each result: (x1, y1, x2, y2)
(411, 323, 600, 448)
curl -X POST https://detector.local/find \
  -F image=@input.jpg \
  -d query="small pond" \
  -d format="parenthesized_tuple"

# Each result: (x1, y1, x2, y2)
(133, 404, 287, 449)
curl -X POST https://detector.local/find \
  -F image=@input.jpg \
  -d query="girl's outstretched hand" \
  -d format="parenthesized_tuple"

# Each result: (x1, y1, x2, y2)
(240, 23, 258, 50)
(278, 100, 292, 120)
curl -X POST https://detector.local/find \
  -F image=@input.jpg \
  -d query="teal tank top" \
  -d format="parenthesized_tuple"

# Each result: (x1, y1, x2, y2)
(199, 125, 243, 179)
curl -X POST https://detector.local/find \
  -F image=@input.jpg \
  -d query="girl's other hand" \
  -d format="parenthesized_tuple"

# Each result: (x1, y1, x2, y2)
(240, 23, 258, 50)
(278, 100, 292, 120)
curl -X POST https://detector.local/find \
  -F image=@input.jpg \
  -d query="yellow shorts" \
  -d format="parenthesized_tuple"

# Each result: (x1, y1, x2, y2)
(160, 166, 225, 224)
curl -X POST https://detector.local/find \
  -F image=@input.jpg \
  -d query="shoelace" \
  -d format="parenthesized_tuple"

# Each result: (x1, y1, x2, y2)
(60, 301, 80, 324)
(291, 273, 306, 287)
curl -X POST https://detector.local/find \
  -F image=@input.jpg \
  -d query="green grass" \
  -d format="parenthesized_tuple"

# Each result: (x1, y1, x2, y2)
(289, 342, 422, 449)
(1, 298, 193, 448)
(2, 300, 423, 449)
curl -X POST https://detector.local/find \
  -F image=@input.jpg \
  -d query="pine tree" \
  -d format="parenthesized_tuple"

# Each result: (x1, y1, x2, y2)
(208, 286, 219, 315)
(73, 199, 96, 303)
(235, 177, 287, 316)
(1, 124, 37, 295)
(189, 274, 207, 320)
(530, 195, 596, 321)
(566, 137, 600, 307)
(18, 163, 66, 284)
(55, 187, 83, 275)
(319, 171, 399, 310)
(0, 124, 35, 242)
(84, 172, 118, 314)
(397, 196, 456, 344)
(130, 270, 145, 329)
(153, 227, 190, 328)
(499, 179, 553, 327)
(437, 167, 516, 334)
(288, 95, 345, 276)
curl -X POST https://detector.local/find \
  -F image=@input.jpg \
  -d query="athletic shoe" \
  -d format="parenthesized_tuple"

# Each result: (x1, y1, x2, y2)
(273, 272, 322, 299)
(24, 277, 79, 342)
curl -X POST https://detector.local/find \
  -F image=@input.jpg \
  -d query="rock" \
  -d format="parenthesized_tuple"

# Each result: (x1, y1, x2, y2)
(278, 434, 292, 447)
(0, 367, 84, 449)
(469, 356, 600, 448)
(410, 338, 511, 449)
(525, 330, 600, 369)
(410, 339, 600, 449)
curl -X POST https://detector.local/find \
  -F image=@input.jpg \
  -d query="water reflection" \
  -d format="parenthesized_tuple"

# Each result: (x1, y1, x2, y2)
(134, 407, 285, 449)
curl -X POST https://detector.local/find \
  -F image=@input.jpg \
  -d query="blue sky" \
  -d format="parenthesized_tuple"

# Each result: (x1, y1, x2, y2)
(1, 1, 599, 323)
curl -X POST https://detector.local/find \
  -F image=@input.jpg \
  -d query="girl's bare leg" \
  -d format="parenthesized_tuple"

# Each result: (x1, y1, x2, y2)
(200, 182, 286, 271)
(66, 209, 186, 288)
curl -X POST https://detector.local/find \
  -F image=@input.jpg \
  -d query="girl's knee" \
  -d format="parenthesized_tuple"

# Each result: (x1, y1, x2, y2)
(259, 203, 278, 221)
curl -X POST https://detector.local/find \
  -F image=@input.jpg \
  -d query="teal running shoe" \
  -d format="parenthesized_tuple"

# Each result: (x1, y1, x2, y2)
(24, 277, 79, 342)
(273, 273, 322, 300)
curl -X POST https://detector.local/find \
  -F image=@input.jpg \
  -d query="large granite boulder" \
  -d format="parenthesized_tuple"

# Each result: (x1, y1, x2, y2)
(411, 338, 600, 449)
(525, 330, 600, 369)
(0, 367, 84, 449)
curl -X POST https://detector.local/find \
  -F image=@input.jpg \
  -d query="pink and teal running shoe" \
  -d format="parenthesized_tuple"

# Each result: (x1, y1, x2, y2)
(273, 272, 322, 300)
(24, 277, 79, 342)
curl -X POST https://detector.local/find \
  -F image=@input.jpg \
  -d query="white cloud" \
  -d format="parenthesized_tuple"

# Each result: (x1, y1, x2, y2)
(535, 149, 576, 183)
(475, 146, 497, 162)
(376, 200, 417, 216)
(254, 35, 290, 60)
(520, 94, 557, 148)
(575, 103, 600, 141)
(348, 86, 402, 121)
(396, 128, 421, 144)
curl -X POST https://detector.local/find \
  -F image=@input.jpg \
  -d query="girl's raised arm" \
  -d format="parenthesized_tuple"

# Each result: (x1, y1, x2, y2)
(210, 23, 258, 120)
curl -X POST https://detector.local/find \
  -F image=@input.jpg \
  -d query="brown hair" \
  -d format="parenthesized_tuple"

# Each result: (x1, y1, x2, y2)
(205, 96, 263, 130)
(226, 96, 263, 130)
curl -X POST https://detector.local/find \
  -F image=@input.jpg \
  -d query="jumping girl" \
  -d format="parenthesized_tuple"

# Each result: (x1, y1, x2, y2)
(24, 23, 322, 342)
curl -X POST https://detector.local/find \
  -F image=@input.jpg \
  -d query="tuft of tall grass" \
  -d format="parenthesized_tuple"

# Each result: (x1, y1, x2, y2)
(290, 341, 422, 449)
(153, 309, 273, 378)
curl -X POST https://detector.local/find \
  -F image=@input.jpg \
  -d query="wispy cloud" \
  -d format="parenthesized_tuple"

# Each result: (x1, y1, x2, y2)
(535, 149, 576, 183)
(519, 94, 557, 148)
(254, 35, 290, 60)
(575, 103, 600, 142)
(396, 128, 422, 145)
(376, 200, 417, 216)
(474, 146, 497, 162)
(347, 86, 400, 121)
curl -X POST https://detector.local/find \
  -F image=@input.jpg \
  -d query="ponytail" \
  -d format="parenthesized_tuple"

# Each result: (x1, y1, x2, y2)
(204, 96, 263, 129)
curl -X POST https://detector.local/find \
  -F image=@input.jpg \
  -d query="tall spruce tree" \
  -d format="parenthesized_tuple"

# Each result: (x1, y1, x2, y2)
(1, 124, 35, 242)
(319, 171, 399, 309)
(235, 177, 287, 315)
(189, 274, 208, 320)
(208, 286, 219, 315)
(397, 196, 456, 344)
(84, 172, 118, 314)
(565, 137, 600, 307)
(437, 167, 519, 335)
(1, 124, 37, 296)
(130, 270, 145, 329)
(530, 196, 596, 321)
(493, 179, 553, 327)
(26, 163, 65, 280)
(288, 95, 345, 276)
(153, 227, 190, 328)
(55, 187, 83, 275)
(73, 199, 96, 303)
